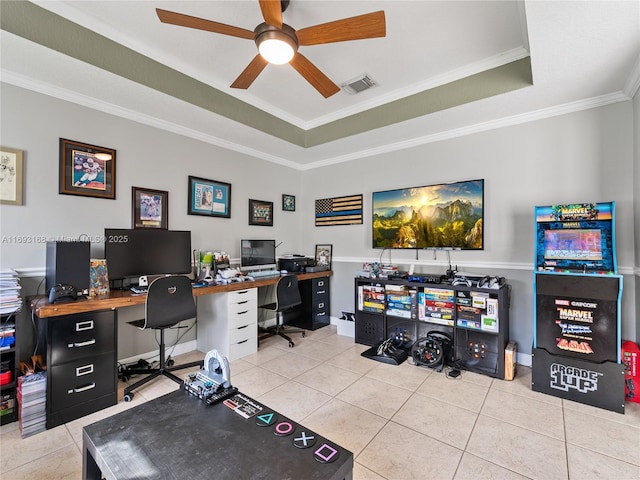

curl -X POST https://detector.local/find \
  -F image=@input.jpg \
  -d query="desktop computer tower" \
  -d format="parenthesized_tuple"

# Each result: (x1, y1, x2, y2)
(46, 240, 90, 294)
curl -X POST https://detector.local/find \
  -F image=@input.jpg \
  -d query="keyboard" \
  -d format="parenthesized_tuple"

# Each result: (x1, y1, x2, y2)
(250, 270, 281, 278)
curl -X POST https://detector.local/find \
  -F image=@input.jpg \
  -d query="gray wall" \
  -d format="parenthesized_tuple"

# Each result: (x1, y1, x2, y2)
(1, 83, 638, 363)
(300, 101, 638, 356)
(635, 89, 640, 342)
(0, 84, 303, 359)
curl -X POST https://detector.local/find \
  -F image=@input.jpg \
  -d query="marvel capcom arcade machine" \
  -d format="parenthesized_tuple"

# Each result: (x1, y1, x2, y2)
(532, 202, 625, 413)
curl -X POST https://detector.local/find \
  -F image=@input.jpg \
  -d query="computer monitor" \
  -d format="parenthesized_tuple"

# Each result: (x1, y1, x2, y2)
(105, 228, 192, 282)
(240, 239, 276, 271)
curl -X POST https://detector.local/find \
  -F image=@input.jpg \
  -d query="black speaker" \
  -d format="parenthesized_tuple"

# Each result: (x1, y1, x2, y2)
(46, 241, 90, 294)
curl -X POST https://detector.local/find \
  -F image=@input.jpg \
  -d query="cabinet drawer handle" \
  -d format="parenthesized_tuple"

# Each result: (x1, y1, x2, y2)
(76, 320, 94, 332)
(237, 300, 249, 305)
(237, 325, 248, 330)
(68, 339, 96, 348)
(76, 364, 94, 376)
(318, 302, 325, 308)
(317, 281, 324, 287)
(68, 382, 95, 394)
(237, 339, 248, 345)
(236, 311, 248, 316)
(317, 290, 326, 295)
(237, 290, 249, 295)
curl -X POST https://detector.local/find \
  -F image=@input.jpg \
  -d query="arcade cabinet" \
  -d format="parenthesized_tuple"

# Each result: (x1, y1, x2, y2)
(532, 202, 625, 413)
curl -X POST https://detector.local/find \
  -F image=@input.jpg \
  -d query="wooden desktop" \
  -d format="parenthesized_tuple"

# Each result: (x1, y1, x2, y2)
(32, 270, 331, 318)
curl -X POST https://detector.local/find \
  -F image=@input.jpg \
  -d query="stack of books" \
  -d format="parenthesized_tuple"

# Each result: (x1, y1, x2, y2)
(17, 371, 46, 438)
(0, 269, 22, 316)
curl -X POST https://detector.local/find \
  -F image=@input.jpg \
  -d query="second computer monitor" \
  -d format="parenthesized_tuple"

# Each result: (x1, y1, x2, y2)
(240, 239, 276, 271)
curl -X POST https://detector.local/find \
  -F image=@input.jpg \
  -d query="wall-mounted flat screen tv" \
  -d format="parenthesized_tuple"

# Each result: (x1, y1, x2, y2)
(372, 179, 484, 249)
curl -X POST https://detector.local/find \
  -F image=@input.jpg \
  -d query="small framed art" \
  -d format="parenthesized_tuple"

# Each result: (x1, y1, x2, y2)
(0, 146, 24, 205)
(59, 138, 116, 199)
(282, 194, 295, 212)
(132, 187, 168, 229)
(315, 244, 333, 270)
(249, 199, 273, 226)
(188, 175, 231, 218)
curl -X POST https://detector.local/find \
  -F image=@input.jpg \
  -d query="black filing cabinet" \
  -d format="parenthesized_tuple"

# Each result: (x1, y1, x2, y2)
(41, 310, 118, 429)
(287, 277, 331, 330)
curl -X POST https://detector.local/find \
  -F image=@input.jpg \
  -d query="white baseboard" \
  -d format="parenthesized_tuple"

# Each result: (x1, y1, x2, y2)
(118, 326, 533, 369)
(517, 352, 532, 367)
(118, 339, 198, 366)
(330, 316, 533, 367)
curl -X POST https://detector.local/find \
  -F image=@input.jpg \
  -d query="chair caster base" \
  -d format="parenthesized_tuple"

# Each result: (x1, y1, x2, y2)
(123, 392, 134, 402)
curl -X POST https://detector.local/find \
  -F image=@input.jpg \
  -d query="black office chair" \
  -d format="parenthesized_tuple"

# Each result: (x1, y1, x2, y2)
(123, 275, 203, 402)
(259, 275, 305, 348)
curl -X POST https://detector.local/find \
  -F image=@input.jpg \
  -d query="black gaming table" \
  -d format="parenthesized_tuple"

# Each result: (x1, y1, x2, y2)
(82, 389, 353, 480)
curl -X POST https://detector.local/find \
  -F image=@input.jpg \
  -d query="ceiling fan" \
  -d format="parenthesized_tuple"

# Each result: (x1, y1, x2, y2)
(155, 0, 386, 98)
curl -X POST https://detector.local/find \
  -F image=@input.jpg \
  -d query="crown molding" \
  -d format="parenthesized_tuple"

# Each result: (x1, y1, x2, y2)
(1, 70, 299, 169)
(3, 69, 631, 172)
(299, 91, 631, 170)
(624, 53, 640, 98)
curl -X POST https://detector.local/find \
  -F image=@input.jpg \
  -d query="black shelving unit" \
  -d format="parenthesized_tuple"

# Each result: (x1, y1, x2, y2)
(1, 303, 22, 425)
(354, 277, 511, 379)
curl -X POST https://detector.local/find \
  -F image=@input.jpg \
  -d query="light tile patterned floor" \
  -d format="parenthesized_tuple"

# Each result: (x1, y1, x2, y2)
(1, 325, 639, 480)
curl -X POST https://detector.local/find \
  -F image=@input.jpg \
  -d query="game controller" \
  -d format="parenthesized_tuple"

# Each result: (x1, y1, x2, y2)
(48, 284, 78, 303)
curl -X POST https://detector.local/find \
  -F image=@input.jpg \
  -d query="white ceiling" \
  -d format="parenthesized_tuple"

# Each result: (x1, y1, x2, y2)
(1, 1, 639, 169)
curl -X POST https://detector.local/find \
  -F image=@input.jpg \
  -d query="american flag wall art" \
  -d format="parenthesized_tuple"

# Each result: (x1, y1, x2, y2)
(315, 194, 363, 226)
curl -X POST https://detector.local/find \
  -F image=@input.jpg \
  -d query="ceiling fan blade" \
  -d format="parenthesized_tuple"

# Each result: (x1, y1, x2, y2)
(296, 11, 386, 45)
(258, 0, 283, 28)
(156, 8, 254, 40)
(289, 52, 340, 98)
(230, 54, 269, 89)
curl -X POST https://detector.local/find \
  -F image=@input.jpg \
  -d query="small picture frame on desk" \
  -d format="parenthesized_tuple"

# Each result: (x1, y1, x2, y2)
(249, 199, 273, 226)
(132, 187, 168, 229)
(315, 244, 332, 270)
(188, 176, 231, 218)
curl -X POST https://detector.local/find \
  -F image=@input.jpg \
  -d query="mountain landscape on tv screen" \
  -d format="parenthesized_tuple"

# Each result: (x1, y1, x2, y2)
(373, 198, 483, 249)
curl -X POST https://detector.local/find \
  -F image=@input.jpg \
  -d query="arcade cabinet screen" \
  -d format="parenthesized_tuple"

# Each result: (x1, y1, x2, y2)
(543, 229, 603, 261)
(534, 202, 616, 273)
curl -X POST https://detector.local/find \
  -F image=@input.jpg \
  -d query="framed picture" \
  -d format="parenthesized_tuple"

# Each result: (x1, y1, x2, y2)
(188, 175, 231, 218)
(132, 187, 168, 229)
(315, 244, 333, 269)
(249, 199, 273, 226)
(282, 194, 295, 212)
(59, 138, 116, 199)
(0, 147, 24, 205)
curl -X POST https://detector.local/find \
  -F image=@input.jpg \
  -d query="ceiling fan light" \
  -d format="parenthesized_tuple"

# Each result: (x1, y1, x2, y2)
(255, 25, 298, 65)
(258, 37, 295, 64)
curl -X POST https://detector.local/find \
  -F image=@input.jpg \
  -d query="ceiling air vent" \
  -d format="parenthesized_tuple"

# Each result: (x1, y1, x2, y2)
(341, 74, 377, 95)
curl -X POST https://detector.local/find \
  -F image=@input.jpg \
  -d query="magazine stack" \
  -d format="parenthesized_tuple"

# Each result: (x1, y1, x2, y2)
(0, 269, 22, 319)
(17, 371, 47, 438)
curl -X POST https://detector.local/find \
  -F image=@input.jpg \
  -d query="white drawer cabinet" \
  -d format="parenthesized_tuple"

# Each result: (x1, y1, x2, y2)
(196, 289, 258, 361)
